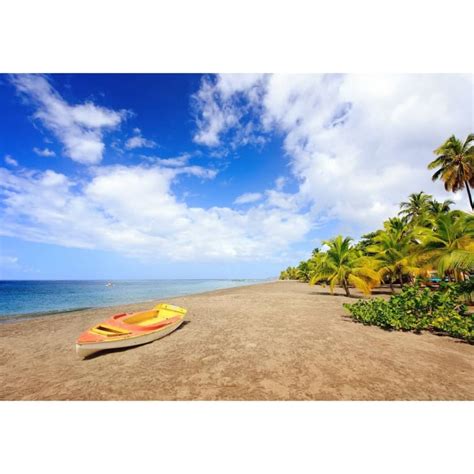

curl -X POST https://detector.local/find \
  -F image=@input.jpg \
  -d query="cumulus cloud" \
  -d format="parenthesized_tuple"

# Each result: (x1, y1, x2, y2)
(125, 128, 157, 149)
(4, 155, 18, 166)
(193, 74, 473, 235)
(10, 74, 126, 165)
(0, 164, 311, 261)
(234, 192, 263, 205)
(33, 147, 56, 157)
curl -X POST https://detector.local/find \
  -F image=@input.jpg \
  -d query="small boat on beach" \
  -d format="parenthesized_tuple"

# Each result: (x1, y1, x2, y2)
(76, 303, 187, 358)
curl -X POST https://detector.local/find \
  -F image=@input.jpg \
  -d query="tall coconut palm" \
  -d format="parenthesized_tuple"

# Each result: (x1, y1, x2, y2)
(309, 236, 380, 297)
(420, 211, 474, 280)
(399, 192, 432, 225)
(428, 134, 474, 210)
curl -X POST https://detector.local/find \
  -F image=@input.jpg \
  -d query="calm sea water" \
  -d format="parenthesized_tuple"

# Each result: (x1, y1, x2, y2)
(0, 279, 262, 320)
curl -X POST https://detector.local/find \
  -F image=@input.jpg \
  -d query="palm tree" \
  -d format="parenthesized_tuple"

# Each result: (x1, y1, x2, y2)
(309, 236, 380, 297)
(311, 248, 320, 258)
(367, 224, 421, 292)
(427, 198, 454, 217)
(399, 192, 432, 225)
(355, 230, 381, 253)
(385, 216, 410, 236)
(280, 266, 298, 280)
(297, 260, 314, 282)
(419, 211, 474, 281)
(428, 134, 474, 210)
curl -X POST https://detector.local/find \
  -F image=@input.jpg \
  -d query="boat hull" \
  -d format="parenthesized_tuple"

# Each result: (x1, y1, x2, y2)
(76, 318, 184, 358)
(76, 303, 187, 358)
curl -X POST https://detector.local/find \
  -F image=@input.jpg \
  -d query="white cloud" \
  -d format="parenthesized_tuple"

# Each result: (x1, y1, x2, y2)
(10, 74, 126, 165)
(0, 164, 311, 262)
(141, 154, 214, 177)
(33, 147, 56, 157)
(192, 74, 267, 147)
(264, 189, 301, 211)
(125, 128, 157, 149)
(4, 155, 18, 166)
(193, 74, 473, 234)
(234, 192, 263, 205)
(275, 177, 286, 191)
(150, 153, 191, 167)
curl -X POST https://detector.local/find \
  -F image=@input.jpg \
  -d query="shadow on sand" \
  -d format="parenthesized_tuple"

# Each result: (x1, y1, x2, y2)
(309, 290, 363, 299)
(309, 284, 397, 299)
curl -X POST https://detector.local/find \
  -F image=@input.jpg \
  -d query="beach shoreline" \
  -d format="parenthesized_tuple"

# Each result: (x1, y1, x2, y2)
(0, 279, 271, 322)
(1, 280, 472, 401)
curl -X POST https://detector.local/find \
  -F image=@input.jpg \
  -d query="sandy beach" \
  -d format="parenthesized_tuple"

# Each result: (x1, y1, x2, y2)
(1, 281, 472, 400)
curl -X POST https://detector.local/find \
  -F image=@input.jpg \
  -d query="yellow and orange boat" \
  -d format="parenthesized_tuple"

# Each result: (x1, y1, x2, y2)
(76, 303, 187, 358)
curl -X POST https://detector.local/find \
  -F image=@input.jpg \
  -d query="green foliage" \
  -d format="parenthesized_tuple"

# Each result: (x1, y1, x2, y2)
(429, 133, 474, 209)
(296, 260, 314, 282)
(427, 198, 454, 219)
(366, 219, 421, 290)
(343, 283, 473, 341)
(309, 235, 380, 296)
(280, 195, 472, 292)
(279, 266, 299, 280)
(419, 211, 474, 278)
(456, 278, 474, 304)
(399, 191, 432, 226)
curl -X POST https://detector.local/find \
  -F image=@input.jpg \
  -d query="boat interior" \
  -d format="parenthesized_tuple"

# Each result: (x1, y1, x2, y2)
(116, 303, 187, 327)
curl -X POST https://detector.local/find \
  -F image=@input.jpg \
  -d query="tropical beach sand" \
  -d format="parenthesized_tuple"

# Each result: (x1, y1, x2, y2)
(1, 281, 472, 400)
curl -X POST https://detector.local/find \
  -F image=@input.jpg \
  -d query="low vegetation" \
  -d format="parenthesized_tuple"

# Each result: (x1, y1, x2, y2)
(343, 283, 473, 341)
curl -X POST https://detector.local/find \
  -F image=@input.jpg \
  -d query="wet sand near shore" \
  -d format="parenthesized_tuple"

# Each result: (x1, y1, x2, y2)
(1, 281, 472, 400)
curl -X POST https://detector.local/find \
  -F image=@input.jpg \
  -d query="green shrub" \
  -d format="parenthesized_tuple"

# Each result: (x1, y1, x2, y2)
(343, 283, 473, 341)
(455, 278, 474, 305)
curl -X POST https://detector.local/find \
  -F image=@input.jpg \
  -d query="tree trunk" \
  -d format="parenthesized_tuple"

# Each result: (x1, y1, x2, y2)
(465, 181, 473, 210)
(342, 280, 351, 297)
(399, 271, 404, 288)
(389, 280, 394, 293)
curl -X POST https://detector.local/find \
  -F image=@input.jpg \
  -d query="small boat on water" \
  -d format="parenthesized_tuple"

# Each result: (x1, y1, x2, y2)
(76, 303, 187, 358)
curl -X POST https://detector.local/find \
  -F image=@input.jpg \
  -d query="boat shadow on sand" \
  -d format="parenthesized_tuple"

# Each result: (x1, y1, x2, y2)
(81, 320, 191, 360)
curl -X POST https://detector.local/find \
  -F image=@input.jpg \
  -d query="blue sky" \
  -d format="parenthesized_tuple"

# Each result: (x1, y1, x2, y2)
(0, 74, 472, 279)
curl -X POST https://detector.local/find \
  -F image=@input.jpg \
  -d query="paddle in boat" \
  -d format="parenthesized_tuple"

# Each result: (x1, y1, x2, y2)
(76, 303, 187, 358)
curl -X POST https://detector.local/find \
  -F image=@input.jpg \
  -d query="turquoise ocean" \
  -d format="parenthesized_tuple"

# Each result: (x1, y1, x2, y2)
(0, 279, 263, 320)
